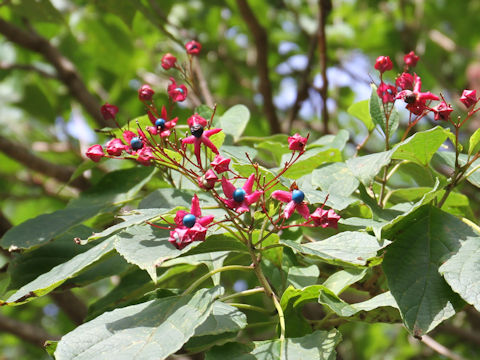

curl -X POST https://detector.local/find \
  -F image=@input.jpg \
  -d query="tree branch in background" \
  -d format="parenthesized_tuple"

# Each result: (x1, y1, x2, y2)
(437, 323, 480, 347)
(236, 0, 281, 134)
(0, 135, 90, 190)
(50, 290, 87, 325)
(0, 61, 57, 79)
(287, 29, 319, 132)
(0, 18, 108, 128)
(0, 313, 60, 347)
(193, 57, 215, 107)
(0, 211, 12, 258)
(318, 0, 332, 134)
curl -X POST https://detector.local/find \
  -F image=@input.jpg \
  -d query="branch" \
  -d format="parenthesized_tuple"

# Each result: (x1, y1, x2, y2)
(0, 313, 60, 347)
(0, 210, 12, 257)
(0, 61, 57, 79)
(0, 18, 108, 128)
(287, 28, 319, 131)
(318, 0, 332, 134)
(236, 0, 281, 134)
(437, 323, 480, 347)
(50, 290, 87, 325)
(193, 58, 215, 107)
(420, 334, 465, 360)
(0, 135, 90, 190)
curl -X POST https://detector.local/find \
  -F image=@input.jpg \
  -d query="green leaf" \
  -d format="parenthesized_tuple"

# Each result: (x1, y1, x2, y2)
(309, 130, 350, 151)
(369, 84, 399, 141)
(312, 162, 360, 197)
(86, 208, 167, 242)
(323, 268, 367, 295)
(114, 224, 199, 282)
(432, 152, 480, 188)
(280, 232, 390, 266)
(1, 167, 156, 250)
(221, 145, 258, 164)
(282, 148, 342, 179)
(87, 268, 154, 320)
(7, 225, 94, 290)
(185, 301, 247, 351)
(348, 99, 374, 131)
(318, 288, 400, 323)
(346, 150, 393, 186)
(383, 205, 464, 336)
(206, 342, 255, 360)
(3, 238, 114, 305)
(287, 265, 320, 288)
(161, 251, 230, 286)
(439, 225, 480, 311)
(392, 126, 449, 166)
(219, 104, 250, 143)
(469, 128, 480, 156)
(139, 188, 216, 209)
(54, 287, 220, 360)
(251, 330, 342, 360)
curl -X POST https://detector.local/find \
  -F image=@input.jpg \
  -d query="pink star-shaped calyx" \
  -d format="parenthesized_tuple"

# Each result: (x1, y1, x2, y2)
(221, 174, 263, 213)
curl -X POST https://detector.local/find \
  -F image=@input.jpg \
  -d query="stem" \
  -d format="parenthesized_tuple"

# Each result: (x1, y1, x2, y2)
(182, 265, 253, 295)
(220, 287, 265, 302)
(229, 303, 271, 314)
(246, 235, 286, 340)
(378, 164, 389, 207)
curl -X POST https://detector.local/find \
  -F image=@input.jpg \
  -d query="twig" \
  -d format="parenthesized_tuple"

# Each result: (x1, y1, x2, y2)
(0, 61, 57, 79)
(0, 210, 12, 257)
(0, 313, 60, 347)
(0, 135, 90, 190)
(287, 31, 318, 132)
(236, 0, 281, 134)
(0, 18, 108, 128)
(420, 334, 464, 360)
(193, 57, 214, 107)
(318, 0, 332, 134)
(437, 323, 480, 347)
(50, 290, 87, 325)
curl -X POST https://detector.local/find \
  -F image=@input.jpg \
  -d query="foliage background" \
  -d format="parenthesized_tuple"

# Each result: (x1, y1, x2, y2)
(1, 0, 480, 359)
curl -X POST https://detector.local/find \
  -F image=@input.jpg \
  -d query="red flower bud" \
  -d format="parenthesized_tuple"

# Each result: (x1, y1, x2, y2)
(374, 56, 393, 73)
(404, 51, 419, 68)
(197, 169, 218, 190)
(288, 133, 308, 151)
(138, 84, 155, 102)
(86, 144, 104, 162)
(211, 155, 231, 174)
(161, 53, 177, 70)
(432, 101, 453, 121)
(100, 103, 119, 120)
(460, 89, 477, 108)
(395, 72, 414, 91)
(185, 40, 202, 55)
(106, 138, 127, 156)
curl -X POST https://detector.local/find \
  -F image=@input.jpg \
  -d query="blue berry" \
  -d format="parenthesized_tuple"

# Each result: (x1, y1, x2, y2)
(176, 87, 184, 94)
(291, 190, 305, 204)
(130, 137, 143, 151)
(190, 124, 204, 138)
(155, 118, 166, 129)
(233, 188, 246, 203)
(182, 214, 196, 228)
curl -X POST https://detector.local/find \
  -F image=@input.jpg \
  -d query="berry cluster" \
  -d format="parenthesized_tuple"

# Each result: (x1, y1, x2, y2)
(86, 40, 340, 250)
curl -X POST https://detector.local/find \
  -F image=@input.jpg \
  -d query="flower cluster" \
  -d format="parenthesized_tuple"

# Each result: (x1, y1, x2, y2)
(86, 40, 341, 250)
(373, 51, 480, 129)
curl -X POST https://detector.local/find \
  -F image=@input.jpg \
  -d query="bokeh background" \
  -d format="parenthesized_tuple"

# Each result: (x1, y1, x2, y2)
(1, 0, 480, 359)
